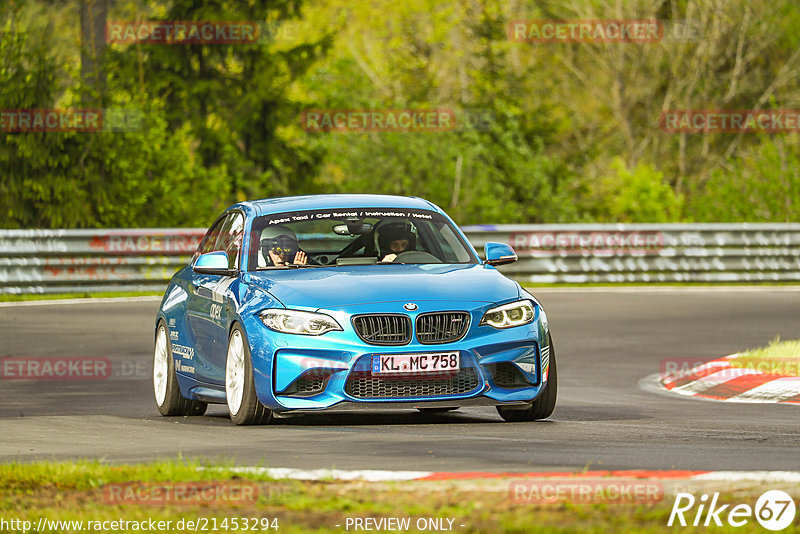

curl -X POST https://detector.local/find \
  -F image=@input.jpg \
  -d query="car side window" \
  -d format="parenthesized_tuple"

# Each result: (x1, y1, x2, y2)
(214, 212, 245, 269)
(194, 216, 227, 261)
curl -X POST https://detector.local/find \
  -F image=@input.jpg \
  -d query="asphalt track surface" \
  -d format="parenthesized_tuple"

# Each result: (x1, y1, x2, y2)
(1, 288, 799, 472)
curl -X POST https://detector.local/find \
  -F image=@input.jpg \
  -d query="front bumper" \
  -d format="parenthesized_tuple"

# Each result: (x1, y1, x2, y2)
(242, 302, 551, 413)
(272, 397, 530, 416)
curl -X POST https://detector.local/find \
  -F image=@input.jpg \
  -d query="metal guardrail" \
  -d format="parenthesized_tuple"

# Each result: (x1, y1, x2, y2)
(1, 224, 799, 293)
(463, 223, 800, 283)
(0, 229, 204, 294)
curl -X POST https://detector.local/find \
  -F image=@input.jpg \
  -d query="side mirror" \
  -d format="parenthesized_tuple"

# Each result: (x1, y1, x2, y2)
(193, 251, 236, 276)
(484, 242, 518, 266)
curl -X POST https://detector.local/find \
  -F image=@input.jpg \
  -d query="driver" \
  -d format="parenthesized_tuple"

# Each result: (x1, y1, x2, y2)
(377, 222, 416, 263)
(260, 225, 307, 266)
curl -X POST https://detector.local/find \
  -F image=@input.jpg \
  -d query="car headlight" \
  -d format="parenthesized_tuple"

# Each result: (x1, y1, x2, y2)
(480, 300, 536, 329)
(260, 309, 342, 335)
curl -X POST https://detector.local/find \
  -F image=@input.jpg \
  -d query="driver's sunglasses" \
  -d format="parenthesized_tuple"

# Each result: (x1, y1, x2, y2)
(265, 235, 298, 257)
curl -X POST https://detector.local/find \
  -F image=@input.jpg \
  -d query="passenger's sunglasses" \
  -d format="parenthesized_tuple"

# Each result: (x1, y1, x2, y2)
(263, 235, 298, 257)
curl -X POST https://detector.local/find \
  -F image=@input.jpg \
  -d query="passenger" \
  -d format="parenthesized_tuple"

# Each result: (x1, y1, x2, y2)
(260, 225, 307, 266)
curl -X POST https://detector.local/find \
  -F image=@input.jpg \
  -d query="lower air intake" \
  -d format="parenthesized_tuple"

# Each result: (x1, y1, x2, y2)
(489, 362, 534, 388)
(345, 367, 480, 399)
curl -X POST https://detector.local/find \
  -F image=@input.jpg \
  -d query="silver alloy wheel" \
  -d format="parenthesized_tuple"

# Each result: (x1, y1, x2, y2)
(153, 325, 169, 406)
(226, 329, 246, 416)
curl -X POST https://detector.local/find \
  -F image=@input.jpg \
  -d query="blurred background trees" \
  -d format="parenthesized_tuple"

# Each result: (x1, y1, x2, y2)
(1, 0, 799, 228)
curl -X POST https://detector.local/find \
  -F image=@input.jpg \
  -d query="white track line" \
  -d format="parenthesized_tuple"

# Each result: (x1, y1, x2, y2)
(530, 286, 800, 293)
(4, 286, 797, 306)
(693, 471, 800, 483)
(0, 296, 162, 308)
(214, 466, 800, 483)
(223, 467, 433, 482)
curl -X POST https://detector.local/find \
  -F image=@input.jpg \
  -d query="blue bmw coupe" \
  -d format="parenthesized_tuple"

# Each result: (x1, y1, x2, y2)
(153, 194, 556, 424)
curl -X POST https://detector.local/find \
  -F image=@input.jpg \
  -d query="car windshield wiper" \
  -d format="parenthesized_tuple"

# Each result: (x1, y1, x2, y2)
(286, 263, 322, 268)
(255, 263, 322, 270)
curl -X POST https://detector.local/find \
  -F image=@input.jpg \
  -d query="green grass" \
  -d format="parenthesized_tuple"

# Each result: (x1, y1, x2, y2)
(1, 460, 797, 533)
(732, 338, 800, 376)
(0, 459, 275, 490)
(0, 291, 162, 302)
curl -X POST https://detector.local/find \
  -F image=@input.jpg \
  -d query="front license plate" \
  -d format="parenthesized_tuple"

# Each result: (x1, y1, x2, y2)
(372, 352, 460, 375)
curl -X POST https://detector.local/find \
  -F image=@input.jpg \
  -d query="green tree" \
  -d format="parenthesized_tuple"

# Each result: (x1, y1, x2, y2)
(591, 157, 683, 223)
(104, 0, 333, 202)
(0, 4, 226, 228)
(687, 137, 800, 222)
(301, 0, 578, 224)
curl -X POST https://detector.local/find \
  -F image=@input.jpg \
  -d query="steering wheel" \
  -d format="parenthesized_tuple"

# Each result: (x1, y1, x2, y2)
(391, 251, 442, 264)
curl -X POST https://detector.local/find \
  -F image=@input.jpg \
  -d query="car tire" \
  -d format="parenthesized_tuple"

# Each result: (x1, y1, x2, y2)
(153, 321, 208, 416)
(226, 324, 273, 426)
(496, 341, 557, 422)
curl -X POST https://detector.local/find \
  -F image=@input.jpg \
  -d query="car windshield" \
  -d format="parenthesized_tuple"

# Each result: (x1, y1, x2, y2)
(248, 207, 477, 269)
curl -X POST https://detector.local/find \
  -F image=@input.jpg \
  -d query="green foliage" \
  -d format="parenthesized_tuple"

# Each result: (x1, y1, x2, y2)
(1, 0, 330, 229)
(0, 20, 226, 228)
(2, 0, 800, 228)
(103, 0, 333, 203)
(312, 117, 578, 224)
(686, 137, 800, 222)
(592, 158, 684, 223)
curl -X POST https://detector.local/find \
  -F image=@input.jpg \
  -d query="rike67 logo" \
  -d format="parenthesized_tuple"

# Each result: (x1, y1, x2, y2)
(669, 490, 796, 531)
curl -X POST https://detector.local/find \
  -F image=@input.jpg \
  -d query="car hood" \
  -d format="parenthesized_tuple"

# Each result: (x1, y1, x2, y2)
(244, 264, 520, 309)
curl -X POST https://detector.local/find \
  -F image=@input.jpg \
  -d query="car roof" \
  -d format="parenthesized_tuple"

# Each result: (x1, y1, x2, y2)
(234, 194, 441, 217)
